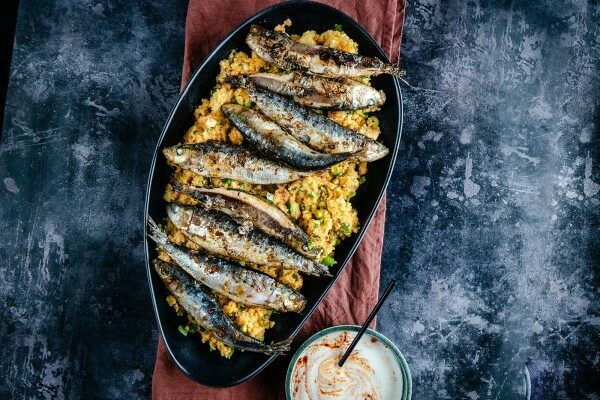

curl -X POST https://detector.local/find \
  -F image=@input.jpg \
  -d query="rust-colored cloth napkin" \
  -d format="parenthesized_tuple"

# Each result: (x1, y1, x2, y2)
(153, 1, 405, 399)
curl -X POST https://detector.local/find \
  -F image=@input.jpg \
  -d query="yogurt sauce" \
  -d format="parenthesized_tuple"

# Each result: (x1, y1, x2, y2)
(290, 330, 403, 400)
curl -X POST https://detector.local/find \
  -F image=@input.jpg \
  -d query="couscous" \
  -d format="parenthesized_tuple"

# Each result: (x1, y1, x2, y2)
(159, 20, 382, 358)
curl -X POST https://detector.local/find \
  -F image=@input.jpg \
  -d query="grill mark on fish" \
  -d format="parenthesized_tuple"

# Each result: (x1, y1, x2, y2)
(166, 204, 331, 277)
(221, 103, 351, 170)
(246, 25, 404, 78)
(148, 219, 307, 312)
(152, 258, 291, 354)
(170, 181, 323, 260)
(163, 141, 309, 184)
(249, 72, 386, 110)
(227, 76, 389, 162)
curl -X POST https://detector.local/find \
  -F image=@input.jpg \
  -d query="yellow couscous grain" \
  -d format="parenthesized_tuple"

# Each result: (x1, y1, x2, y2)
(163, 20, 381, 358)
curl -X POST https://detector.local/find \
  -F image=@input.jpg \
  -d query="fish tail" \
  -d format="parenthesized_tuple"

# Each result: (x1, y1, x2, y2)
(147, 216, 168, 245)
(267, 337, 292, 354)
(387, 64, 406, 78)
(316, 263, 334, 277)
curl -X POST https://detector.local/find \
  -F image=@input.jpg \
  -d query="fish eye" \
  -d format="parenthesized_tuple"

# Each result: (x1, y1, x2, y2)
(176, 146, 184, 156)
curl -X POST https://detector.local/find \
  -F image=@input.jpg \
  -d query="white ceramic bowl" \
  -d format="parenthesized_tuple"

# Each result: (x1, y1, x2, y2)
(285, 325, 412, 400)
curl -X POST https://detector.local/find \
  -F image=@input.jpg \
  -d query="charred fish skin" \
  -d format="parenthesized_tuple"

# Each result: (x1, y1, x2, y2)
(246, 25, 404, 78)
(170, 181, 323, 260)
(166, 204, 332, 277)
(147, 219, 307, 312)
(162, 141, 309, 185)
(221, 103, 351, 170)
(249, 72, 386, 110)
(152, 259, 291, 354)
(227, 76, 389, 162)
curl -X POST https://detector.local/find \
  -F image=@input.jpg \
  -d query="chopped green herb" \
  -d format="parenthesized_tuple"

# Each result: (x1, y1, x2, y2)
(244, 99, 252, 108)
(368, 115, 380, 128)
(178, 325, 188, 336)
(309, 191, 317, 199)
(224, 178, 233, 186)
(322, 256, 337, 266)
(306, 241, 315, 250)
(265, 192, 275, 202)
(289, 202, 299, 214)
(358, 176, 366, 184)
(349, 191, 356, 199)
(341, 223, 351, 235)
(293, 272, 300, 280)
(331, 166, 344, 177)
(313, 220, 321, 228)
(334, 24, 343, 32)
(189, 323, 197, 333)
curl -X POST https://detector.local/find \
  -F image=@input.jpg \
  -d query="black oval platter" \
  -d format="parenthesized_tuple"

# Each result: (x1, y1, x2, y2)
(144, 0, 403, 387)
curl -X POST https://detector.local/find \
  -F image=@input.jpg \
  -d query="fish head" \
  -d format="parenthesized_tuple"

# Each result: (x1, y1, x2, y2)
(153, 259, 174, 283)
(349, 86, 386, 109)
(163, 144, 195, 166)
(153, 259, 185, 293)
(284, 292, 308, 313)
(246, 25, 284, 63)
(166, 203, 194, 230)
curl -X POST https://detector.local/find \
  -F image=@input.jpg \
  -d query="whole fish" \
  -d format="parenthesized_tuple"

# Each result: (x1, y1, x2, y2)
(163, 141, 309, 184)
(227, 76, 389, 162)
(148, 218, 307, 312)
(248, 72, 386, 110)
(152, 259, 291, 354)
(166, 204, 331, 277)
(246, 24, 404, 78)
(170, 180, 323, 260)
(221, 103, 351, 170)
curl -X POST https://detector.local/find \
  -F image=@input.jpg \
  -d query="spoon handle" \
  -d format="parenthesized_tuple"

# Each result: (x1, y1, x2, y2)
(338, 279, 396, 367)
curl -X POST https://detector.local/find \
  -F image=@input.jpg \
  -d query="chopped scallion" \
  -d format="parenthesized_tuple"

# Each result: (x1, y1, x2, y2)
(289, 202, 299, 214)
(322, 256, 337, 266)
(341, 223, 351, 235)
(368, 115, 379, 127)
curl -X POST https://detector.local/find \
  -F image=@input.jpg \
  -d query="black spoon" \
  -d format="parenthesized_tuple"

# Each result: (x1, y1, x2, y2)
(338, 279, 397, 367)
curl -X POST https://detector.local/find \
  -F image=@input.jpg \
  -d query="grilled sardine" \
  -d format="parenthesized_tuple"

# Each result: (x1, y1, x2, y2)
(152, 259, 291, 354)
(167, 204, 331, 276)
(148, 219, 307, 312)
(163, 141, 309, 184)
(249, 72, 386, 110)
(170, 180, 323, 260)
(246, 24, 403, 78)
(221, 103, 351, 170)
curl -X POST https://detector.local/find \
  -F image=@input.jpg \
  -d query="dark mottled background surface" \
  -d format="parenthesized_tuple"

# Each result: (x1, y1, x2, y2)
(0, 0, 598, 399)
